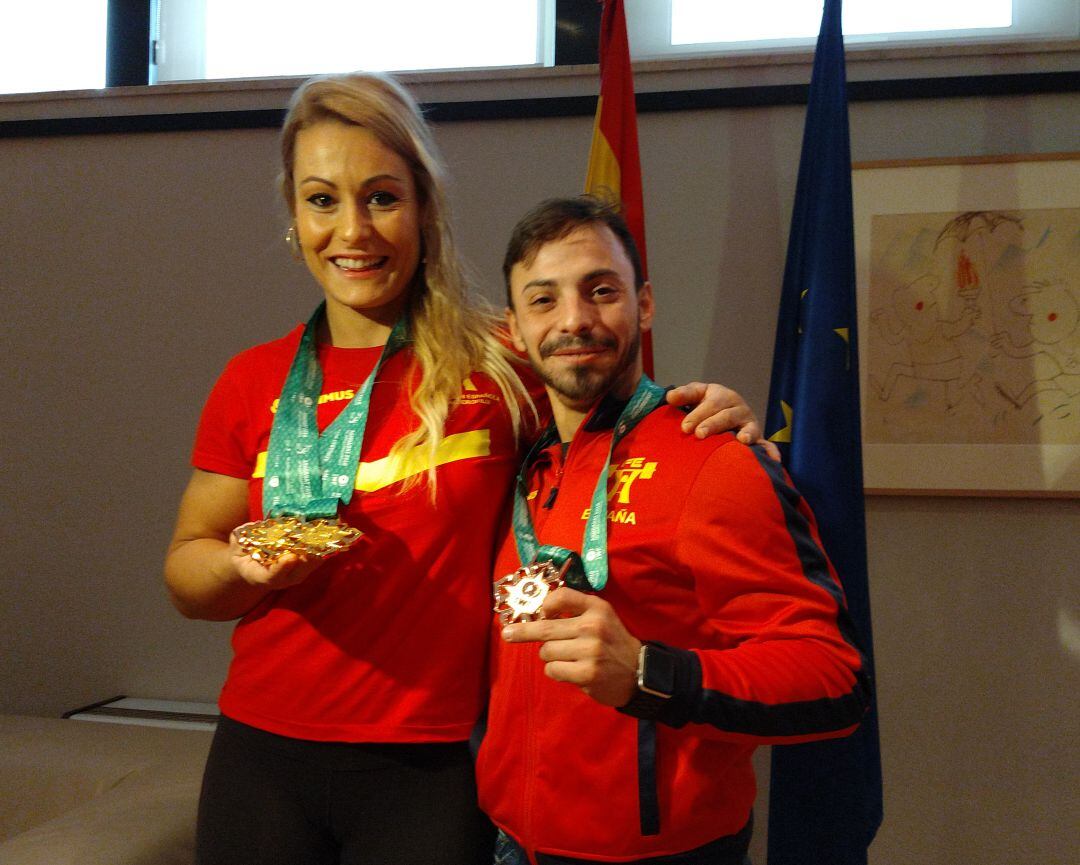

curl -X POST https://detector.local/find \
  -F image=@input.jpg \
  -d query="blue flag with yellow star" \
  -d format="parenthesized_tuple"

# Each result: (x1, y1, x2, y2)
(764, 1, 883, 863)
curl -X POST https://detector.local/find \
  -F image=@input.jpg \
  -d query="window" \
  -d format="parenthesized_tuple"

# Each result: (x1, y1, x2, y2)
(1, 0, 1076, 97)
(154, 0, 551, 84)
(672, 1, 1012, 44)
(0, 3, 108, 94)
(630, 0, 1080, 57)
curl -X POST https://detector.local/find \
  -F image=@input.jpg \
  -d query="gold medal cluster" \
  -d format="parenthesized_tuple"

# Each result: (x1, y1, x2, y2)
(234, 517, 362, 566)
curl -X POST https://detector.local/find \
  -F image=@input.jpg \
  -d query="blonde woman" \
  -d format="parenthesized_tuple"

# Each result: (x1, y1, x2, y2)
(165, 73, 763, 865)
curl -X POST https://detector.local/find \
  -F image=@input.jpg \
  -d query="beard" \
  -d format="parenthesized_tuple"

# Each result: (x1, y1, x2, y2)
(532, 327, 642, 406)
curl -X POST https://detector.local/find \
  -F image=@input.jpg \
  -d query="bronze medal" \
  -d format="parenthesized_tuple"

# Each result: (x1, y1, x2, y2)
(493, 561, 566, 625)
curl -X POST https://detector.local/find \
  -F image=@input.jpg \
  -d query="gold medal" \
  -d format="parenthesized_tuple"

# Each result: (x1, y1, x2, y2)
(234, 517, 362, 566)
(493, 561, 567, 625)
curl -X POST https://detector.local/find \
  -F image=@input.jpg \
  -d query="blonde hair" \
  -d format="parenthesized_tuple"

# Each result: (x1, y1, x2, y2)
(280, 72, 532, 491)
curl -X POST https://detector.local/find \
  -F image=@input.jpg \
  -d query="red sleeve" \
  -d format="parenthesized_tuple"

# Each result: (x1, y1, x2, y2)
(191, 357, 259, 480)
(665, 442, 870, 744)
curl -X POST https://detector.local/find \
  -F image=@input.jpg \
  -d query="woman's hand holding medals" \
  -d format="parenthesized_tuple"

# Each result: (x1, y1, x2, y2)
(500, 587, 642, 708)
(229, 517, 363, 590)
(228, 525, 324, 591)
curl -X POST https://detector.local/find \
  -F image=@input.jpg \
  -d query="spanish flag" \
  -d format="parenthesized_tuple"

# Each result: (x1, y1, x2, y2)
(585, 0, 652, 374)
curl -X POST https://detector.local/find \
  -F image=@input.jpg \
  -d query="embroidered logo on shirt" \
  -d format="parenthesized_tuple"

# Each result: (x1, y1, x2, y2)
(269, 390, 356, 414)
(581, 457, 658, 525)
(457, 375, 501, 406)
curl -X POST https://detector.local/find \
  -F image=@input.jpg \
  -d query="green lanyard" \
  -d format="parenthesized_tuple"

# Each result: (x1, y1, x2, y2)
(262, 302, 409, 520)
(511, 375, 666, 591)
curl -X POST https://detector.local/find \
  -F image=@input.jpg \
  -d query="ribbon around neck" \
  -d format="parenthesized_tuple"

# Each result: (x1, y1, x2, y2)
(262, 302, 409, 520)
(511, 375, 666, 591)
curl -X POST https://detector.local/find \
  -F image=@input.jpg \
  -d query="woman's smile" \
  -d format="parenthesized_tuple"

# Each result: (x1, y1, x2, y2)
(292, 120, 422, 344)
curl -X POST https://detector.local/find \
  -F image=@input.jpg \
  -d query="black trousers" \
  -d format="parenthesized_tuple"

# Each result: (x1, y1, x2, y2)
(196, 716, 494, 865)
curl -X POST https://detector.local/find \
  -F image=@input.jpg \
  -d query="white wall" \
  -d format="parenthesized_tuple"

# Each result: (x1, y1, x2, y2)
(0, 69, 1077, 864)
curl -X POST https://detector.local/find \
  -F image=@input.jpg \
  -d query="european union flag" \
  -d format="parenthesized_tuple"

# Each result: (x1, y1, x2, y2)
(764, 1, 883, 863)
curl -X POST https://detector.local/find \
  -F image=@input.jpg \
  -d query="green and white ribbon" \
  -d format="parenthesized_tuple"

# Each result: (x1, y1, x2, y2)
(262, 302, 409, 520)
(511, 375, 666, 591)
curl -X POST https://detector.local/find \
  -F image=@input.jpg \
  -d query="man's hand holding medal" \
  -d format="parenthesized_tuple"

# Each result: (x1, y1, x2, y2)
(500, 587, 642, 709)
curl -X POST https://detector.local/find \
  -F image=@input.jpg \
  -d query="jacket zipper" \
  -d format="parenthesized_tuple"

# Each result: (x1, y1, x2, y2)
(521, 441, 568, 861)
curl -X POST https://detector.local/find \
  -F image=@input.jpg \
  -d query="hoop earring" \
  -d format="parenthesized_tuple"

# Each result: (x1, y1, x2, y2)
(284, 224, 302, 261)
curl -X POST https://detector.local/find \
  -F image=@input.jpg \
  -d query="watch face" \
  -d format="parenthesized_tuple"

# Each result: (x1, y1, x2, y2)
(641, 645, 676, 698)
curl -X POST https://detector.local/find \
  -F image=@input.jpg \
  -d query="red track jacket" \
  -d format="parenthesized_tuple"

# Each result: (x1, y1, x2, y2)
(476, 395, 870, 863)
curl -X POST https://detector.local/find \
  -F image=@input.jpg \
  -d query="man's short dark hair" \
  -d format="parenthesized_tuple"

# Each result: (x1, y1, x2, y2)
(502, 195, 645, 305)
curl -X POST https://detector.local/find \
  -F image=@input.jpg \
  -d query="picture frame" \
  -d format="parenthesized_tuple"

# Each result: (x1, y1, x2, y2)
(852, 153, 1080, 497)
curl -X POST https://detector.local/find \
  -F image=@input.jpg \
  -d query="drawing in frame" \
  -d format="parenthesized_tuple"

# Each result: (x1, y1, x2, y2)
(853, 153, 1080, 497)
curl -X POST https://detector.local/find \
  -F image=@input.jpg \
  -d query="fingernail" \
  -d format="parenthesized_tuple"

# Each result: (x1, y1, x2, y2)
(501, 626, 515, 641)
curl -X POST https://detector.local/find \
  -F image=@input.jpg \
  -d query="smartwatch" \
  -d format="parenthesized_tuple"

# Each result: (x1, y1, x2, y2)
(619, 642, 678, 720)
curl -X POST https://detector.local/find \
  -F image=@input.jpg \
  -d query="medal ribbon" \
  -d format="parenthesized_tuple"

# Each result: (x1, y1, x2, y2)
(512, 375, 666, 591)
(262, 302, 409, 520)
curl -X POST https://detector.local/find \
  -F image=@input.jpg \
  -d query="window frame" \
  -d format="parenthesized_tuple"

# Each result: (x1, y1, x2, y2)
(638, 0, 1080, 58)
(8, 0, 1078, 94)
(108, 0, 153, 87)
(0, 2, 1076, 137)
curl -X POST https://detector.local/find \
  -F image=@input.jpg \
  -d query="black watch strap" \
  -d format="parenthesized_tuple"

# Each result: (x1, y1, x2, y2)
(618, 642, 678, 721)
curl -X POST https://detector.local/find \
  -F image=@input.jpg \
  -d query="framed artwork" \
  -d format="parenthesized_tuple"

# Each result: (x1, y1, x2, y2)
(853, 154, 1080, 497)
